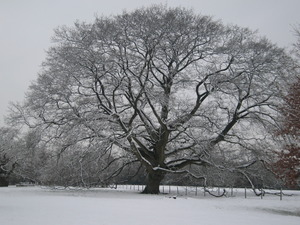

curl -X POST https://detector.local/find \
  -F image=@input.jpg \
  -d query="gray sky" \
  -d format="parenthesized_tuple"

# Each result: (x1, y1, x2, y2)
(1, 0, 300, 126)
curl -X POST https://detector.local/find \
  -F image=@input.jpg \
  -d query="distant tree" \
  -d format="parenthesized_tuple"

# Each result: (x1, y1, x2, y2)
(3, 126, 115, 187)
(0, 154, 10, 186)
(273, 77, 300, 188)
(282, 80, 300, 135)
(273, 145, 300, 188)
(10, 128, 47, 184)
(272, 26, 300, 189)
(0, 127, 19, 186)
(11, 6, 297, 193)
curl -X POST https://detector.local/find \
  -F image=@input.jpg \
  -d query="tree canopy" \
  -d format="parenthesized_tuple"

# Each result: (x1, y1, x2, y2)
(10, 6, 297, 193)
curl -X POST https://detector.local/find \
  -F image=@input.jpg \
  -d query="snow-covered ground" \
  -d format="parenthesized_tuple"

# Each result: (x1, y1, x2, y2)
(0, 186, 299, 225)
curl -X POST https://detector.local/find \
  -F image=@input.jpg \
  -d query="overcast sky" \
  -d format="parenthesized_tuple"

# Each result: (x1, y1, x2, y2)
(1, 0, 300, 126)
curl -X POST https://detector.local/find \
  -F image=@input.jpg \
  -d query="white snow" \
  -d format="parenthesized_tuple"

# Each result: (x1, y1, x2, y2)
(0, 186, 299, 225)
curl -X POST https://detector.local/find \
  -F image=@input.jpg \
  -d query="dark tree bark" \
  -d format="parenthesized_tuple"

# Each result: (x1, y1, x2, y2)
(142, 170, 165, 194)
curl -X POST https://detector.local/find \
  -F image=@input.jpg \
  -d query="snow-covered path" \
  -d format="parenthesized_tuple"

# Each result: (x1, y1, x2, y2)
(0, 186, 299, 225)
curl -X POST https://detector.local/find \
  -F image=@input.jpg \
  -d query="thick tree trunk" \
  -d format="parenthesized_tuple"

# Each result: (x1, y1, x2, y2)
(0, 176, 9, 187)
(142, 170, 165, 194)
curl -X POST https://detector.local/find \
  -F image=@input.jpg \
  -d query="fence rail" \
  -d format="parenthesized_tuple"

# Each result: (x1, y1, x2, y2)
(114, 184, 292, 200)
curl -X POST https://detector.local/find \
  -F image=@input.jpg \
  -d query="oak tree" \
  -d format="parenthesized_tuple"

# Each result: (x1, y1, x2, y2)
(13, 6, 296, 193)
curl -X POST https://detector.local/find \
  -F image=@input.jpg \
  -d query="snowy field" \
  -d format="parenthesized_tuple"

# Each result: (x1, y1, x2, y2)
(0, 186, 299, 225)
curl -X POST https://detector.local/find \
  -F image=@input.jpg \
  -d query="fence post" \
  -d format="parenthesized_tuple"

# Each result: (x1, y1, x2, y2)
(280, 188, 283, 201)
(195, 186, 198, 196)
(231, 187, 233, 197)
(169, 185, 171, 194)
(244, 187, 247, 199)
(177, 186, 179, 195)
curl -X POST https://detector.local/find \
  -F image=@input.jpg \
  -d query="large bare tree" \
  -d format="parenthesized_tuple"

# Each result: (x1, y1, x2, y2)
(12, 6, 296, 193)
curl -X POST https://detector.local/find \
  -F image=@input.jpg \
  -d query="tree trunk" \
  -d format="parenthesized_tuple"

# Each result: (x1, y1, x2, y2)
(142, 170, 165, 194)
(0, 176, 9, 187)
